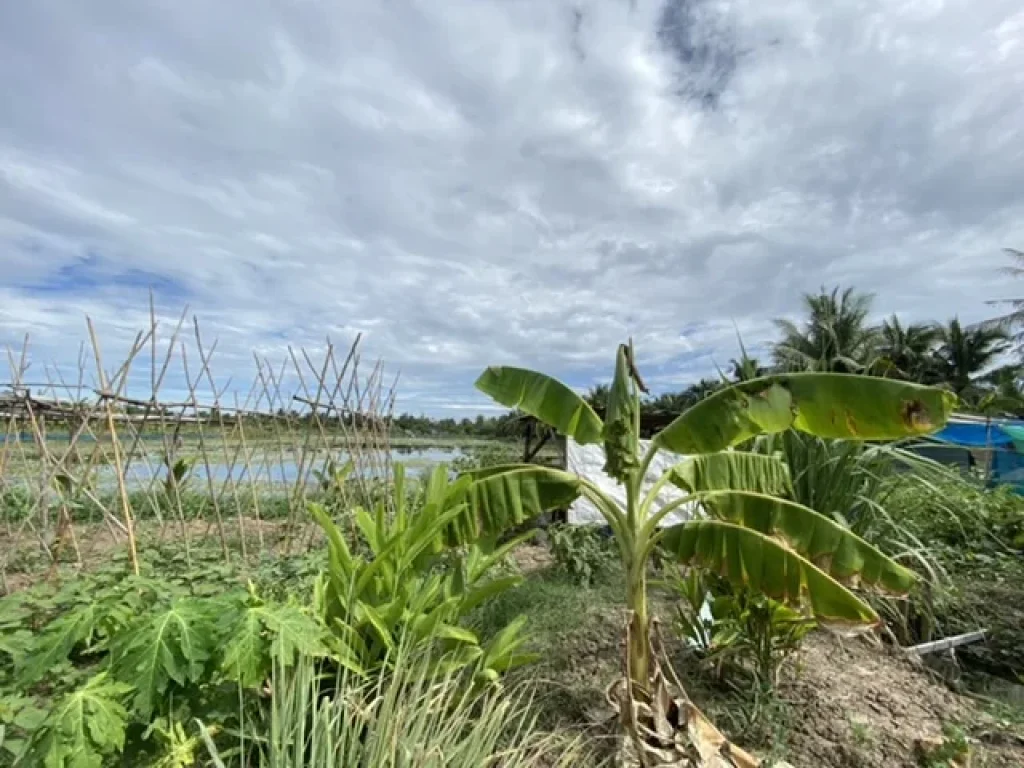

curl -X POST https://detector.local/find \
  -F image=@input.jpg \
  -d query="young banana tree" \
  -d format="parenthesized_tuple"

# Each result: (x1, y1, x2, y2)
(450, 343, 955, 763)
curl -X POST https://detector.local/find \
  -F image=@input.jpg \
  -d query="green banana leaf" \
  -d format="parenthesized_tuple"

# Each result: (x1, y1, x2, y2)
(692, 490, 916, 595)
(654, 373, 956, 454)
(667, 452, 792, 497)
(446, 465, 581, 546)
(475, 366, 604, 444)
(602, 345, 639, 481)
(659, 520, 880, 626)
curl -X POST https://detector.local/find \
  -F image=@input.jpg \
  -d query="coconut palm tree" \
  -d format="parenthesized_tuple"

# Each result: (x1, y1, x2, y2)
(773, 287, 878, 373)
(985, 247, 1024, 353)
(933, 317, 1010, 396)
(583, 383, 610, 411)
(874, 315, 941, 382)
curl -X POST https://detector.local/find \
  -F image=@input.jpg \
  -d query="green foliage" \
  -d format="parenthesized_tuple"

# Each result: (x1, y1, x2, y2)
(546, 525, 617, 586)
(916, 723, 971, 767)
(773, 286, 879, 373)
(202, 640, 591, 768)
(450, 443, 521, 474)
(0, 555, 330, 767)
(879, 472, 1024, 671)
(470, 346, 951, 760)
(22, 672, 133, 768)
(108, 598, 222, 718)
(886, 473, 1024, 555)
(312, 463, 537, 684)
(704, 581, 813, 690)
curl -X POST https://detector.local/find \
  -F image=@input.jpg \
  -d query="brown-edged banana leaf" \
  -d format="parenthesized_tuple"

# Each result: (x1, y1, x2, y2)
(445, 465, 582, 546)
(667, 452, 792, 497)
(692, 490, 916, 595)
(654, 373, 956, 454)
(659, 520, 880, 626)
(475, 366, 604, 444)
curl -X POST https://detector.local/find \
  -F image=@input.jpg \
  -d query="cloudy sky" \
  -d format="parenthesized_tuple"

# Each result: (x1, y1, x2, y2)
(2, 0, 1023, 414)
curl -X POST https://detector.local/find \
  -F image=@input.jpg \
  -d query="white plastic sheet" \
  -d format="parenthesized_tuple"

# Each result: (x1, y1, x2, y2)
(565, 439, 699, 527)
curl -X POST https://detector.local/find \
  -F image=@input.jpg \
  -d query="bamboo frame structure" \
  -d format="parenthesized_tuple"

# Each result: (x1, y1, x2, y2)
(0, 303, 395, 592)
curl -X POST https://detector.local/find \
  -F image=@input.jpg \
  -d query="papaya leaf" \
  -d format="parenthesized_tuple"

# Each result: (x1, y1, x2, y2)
(474, 366, 603, 444)
(221, 607, 267, 688)
(24, 672, 133, 768)
(108, 599, 222, 719)
(655, 373, 955, 454)
(659, 520, 880, 626)
(222, 600, 328, 687)
(17, 605, 98, 686)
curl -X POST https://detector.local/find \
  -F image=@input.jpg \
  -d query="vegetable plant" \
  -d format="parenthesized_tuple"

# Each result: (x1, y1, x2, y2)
(456, 342, 955, 764)
(312, 464, 538, 685)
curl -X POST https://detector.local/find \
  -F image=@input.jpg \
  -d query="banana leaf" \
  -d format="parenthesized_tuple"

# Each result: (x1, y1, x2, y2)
(667, 452, 792, 497)
(475, 366, 604, 444)
(659, 520, 880, 626)
(655, 373, 956, 454)
(690, 490, 916, 595)
(445, 465, 581, 546)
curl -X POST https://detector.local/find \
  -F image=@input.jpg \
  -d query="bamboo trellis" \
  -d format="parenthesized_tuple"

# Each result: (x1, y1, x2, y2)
(0, 305, 395, 592)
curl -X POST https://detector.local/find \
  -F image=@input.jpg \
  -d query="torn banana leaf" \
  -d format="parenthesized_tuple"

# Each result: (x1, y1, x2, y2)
(688, 490, 916, 595)
(659, 520, 881, 626)
(444, 465, 581, 546)
(474, 366, 604, 444)
(667, 451, 792, 497)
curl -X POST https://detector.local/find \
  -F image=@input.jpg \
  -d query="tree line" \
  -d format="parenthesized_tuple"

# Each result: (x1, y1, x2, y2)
(397, 248, 1024, 433)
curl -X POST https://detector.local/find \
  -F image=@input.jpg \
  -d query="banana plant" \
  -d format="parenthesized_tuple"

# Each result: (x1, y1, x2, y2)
(455, 342, 955, 764)
(162, 455, 195, 500)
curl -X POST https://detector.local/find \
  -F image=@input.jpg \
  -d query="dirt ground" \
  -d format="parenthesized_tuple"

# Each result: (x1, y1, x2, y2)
(775, 632, 1024, 767)
(505, 565, 1024, 768)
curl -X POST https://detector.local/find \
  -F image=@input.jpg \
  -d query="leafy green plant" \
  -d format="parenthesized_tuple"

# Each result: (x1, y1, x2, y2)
(312, 463, 537, 685)
(22, 672, 133, 768)
(454, 342, 954, 761)
(916, 723, 971, 767)
(546, 524, 617, 586)
(4, 570, 329, 767)
(669, 570, 814, 690)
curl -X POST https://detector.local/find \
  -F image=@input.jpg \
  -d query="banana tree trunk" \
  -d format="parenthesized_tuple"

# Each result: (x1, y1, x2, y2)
(626, 560, 650, 693)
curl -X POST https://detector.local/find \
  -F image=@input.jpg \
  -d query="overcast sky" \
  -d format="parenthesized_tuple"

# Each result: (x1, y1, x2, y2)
(2, 0, 1024, 415)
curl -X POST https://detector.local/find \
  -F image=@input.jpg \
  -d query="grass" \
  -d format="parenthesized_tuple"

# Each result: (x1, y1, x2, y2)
(203, 645, 595, 768)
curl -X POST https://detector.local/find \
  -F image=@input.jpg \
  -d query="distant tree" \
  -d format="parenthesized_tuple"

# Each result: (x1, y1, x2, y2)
(984, 247, 1024, 354)
(873, 315, 941, 382)
(932, 317, 1010, 397)
(584, 383, 610, 410)
(773, 286, 878, 373)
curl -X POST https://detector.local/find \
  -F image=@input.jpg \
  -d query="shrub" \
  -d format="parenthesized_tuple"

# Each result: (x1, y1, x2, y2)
(668, 569, 814, 691)
(546, 524, 617, 586)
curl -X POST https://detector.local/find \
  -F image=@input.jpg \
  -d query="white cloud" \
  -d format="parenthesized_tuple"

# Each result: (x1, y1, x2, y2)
(1, 0, 1023, 413)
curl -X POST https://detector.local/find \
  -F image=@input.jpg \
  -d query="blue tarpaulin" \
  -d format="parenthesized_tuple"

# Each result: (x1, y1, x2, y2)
(932, 422, 1014, 447)
(928, 419, 1024, 493)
